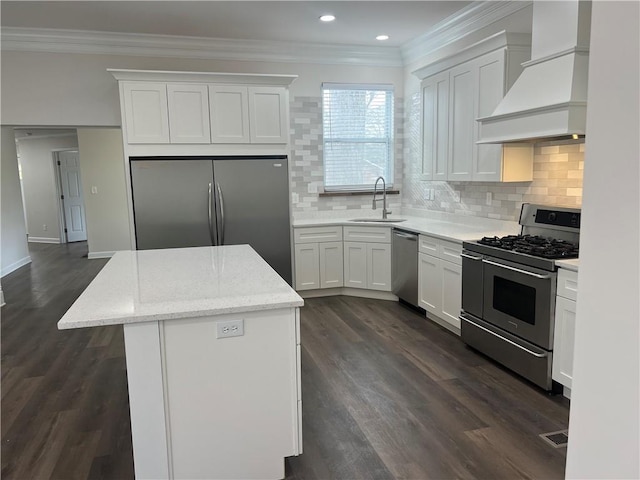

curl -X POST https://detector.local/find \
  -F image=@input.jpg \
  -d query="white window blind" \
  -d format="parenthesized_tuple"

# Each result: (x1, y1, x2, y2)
(322, 83, 394, 191)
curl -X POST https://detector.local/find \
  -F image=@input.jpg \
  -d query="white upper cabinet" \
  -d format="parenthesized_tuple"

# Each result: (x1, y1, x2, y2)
(209, 86, 250, 143)
(248, 87, 289, 144)
(415, 33, 533, 182)
(422, 71, 449, 181)
(167, 83, 211, 144)
(111, 70, 296, 147)
(448, 63, 476, 181)
(122, 82, 170, 144)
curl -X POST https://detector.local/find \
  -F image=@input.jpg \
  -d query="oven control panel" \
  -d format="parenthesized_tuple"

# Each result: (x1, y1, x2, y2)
(535, 209, 581, 228)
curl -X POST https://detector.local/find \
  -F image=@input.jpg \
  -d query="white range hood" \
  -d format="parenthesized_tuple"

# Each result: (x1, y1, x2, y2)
(478, 1, 592, 143)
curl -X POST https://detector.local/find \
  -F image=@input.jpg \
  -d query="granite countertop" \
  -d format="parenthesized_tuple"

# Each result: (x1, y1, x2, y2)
(293, 213, 520, 243)
(556, 258, 579, 271)
(58, 245, 304, 330)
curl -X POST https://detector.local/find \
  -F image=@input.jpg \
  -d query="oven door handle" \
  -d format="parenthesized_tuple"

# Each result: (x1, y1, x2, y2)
(483, 259, 552, 280)
(461, 252, 483, 261)
(462, 316, 547, 358)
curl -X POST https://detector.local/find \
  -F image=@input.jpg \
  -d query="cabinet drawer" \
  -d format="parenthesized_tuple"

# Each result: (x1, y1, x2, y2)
(419, 235, 439, 254)
(294, 226, 342, 244)
(557, 268, 578, 301)
(438, 239, 462, 265)
(343, 226, 391, 244)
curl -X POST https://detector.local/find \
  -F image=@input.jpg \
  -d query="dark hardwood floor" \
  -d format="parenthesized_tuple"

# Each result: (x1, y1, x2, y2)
(2, 242, 569, 479)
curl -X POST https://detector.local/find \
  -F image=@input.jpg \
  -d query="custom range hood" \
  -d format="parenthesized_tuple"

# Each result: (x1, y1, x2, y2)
(478, 1, 592, 143)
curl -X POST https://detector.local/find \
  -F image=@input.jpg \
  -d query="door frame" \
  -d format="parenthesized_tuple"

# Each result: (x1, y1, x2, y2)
(52, 148, 83, 244)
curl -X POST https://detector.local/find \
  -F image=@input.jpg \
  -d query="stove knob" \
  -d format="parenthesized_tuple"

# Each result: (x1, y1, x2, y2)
(548, 212, 557, 222)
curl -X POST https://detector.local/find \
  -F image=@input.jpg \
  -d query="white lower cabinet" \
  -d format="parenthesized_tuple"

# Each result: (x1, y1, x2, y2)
(294, 225, 391, 293)
(418, 235, 462, 332)
(293, 226, 343, 291)
(344, 242, 391, 291)
(318, 242, 344, 289)
(553, 268, 578, 395)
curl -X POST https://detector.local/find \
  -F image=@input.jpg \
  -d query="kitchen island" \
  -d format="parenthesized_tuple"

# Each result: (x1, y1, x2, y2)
(58, 245, 304, 480)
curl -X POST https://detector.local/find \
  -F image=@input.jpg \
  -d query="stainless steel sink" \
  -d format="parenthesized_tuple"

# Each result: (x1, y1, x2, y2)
(349, 218, 407, 223)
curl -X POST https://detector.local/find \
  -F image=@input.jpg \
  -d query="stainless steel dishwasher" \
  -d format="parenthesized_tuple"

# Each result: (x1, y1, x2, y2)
(392, 228, 419, 308)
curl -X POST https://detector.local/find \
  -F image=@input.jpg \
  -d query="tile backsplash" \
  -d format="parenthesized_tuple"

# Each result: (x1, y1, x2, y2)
(289, 96, 404, 218)
(402, 93, 585, 222)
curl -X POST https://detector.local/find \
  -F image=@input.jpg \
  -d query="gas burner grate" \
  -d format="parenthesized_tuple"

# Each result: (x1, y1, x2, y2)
(477, 234, 579, 259)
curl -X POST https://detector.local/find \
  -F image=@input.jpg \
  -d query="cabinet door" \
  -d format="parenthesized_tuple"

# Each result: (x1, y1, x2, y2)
(448, 64, 476, 181)
(122, 82, 169, 144)
(474, 50, 506, 181)
(248, 86, 288, 144)
(209, 86, 250, 143)
(167, 84, 211, 144)
(343, 242, 367, 289)
(441, 260, 462, 329)
(553, 296, 577, 388)
(422, 71, 449, 181)
(319, 242, 344, 289)
(419, 253, 441, 315)
(367, 243, 391, 291)
(294, 243, 320, 291)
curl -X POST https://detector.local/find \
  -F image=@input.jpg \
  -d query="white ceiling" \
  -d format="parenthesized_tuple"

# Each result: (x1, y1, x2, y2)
(1, 1, 475, 48)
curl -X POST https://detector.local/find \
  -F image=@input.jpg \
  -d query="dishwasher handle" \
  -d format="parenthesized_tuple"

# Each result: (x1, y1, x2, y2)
(393, 230, 417, 241)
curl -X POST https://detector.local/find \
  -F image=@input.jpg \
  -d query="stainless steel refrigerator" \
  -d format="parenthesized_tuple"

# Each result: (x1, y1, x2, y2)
(130, 156, 292, 284)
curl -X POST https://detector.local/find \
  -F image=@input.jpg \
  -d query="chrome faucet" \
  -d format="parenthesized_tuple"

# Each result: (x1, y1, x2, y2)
(372, 176, 392, 219)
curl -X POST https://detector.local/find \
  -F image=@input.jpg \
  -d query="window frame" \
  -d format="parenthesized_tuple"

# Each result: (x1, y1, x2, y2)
(321, 83, 395, 192)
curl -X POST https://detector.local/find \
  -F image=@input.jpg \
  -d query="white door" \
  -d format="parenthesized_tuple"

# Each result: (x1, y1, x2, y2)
(248, 86, 288, 143)
(343, 242, 367, 288)
(167, 83, 211, 144)
(58, 150, 87, 242)
(209, 86, 250, 143)
(367, 243, 391, 291)
(319, 242, 344, 289)
(441, 260, 462, 329)
(294, 243, 320, 291)
(448, 63, 476, 181)
(418, 252, 441, 314)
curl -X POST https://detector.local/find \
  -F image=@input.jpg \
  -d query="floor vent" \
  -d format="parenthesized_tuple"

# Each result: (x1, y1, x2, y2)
(539, 430, 569, 448)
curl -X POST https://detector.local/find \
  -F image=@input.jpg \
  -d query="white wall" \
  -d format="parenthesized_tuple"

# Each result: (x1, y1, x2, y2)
(0, 51, 403, 127)
(565, 1, 639, 478)
(17, 134, 79, 243)
(1, 127, 31, 277)
(76, 128, 131, 257)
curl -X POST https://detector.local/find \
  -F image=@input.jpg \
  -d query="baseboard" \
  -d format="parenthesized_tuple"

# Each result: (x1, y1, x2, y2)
(1, 255, 32, 278)
(88, 251, 116, 259)
(562, 386, 572, 400)
(28, 237, 60, 244)
(299, 287, 398, 302)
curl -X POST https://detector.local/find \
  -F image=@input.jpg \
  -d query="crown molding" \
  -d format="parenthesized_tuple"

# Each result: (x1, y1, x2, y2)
(401, 1, 533, 66)
(1, 27, 403, 67)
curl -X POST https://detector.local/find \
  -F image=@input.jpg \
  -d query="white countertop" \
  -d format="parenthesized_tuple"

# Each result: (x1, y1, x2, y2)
(556, 258, 579, 271)
(293, 213, 520, 243)
(58, 245, 304, 330)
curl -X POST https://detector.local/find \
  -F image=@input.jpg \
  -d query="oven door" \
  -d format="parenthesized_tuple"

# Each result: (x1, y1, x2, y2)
(482, 256, 556, 350)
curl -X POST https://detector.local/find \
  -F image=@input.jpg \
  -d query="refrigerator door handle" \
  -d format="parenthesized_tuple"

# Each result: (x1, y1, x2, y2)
(208, 182, 215, 245)
(216, 182, 225, 245)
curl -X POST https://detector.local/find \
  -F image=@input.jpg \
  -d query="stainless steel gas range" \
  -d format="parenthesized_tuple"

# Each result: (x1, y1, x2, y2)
(460, 203, 580, 391)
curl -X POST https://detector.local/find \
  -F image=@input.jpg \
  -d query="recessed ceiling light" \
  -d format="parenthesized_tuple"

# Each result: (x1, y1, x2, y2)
(319, 14, 336, 22)
(376, 35, 390, 41)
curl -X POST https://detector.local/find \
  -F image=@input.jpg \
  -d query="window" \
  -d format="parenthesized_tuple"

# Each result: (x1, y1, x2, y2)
(322, 83, 394, 191)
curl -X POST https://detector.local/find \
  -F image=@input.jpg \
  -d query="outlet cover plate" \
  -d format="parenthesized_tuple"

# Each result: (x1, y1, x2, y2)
(216, 319, 244, 339)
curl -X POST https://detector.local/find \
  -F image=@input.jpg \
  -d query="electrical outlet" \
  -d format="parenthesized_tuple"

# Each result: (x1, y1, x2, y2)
(486, 192, 492, 205)
(43, 224, 47, 231)
(431, 189, 436, 201)
(452, 191, 461, 202)
(91, 186, 98, 194)
(216, 319, 244, 339)
(292, 192, 299, 204)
